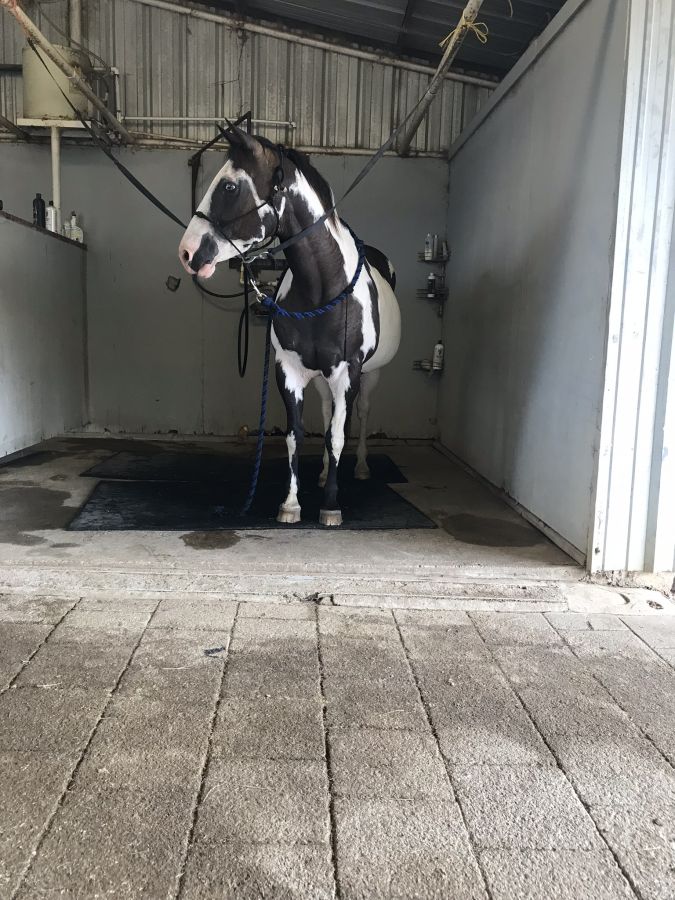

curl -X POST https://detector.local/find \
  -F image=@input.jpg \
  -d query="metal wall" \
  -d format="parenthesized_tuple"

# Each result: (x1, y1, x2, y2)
(0, 0, 493, 152)
(0, 214, 86, 458)
(438, 0, 629, 563)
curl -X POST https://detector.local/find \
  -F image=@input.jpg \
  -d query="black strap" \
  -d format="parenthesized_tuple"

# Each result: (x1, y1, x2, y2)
(260, 91, 431, 258)
(27, 41, 188, 230)
(29, 38, 432, 265)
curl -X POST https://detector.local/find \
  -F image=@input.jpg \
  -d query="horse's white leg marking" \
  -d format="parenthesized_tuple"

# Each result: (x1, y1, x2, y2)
(313, 377, 333, 487)
(319, 362, 352, 527)
(278, 430, 301, 524)
(274, 346, 317, 525)
(355, 369, 380, 480)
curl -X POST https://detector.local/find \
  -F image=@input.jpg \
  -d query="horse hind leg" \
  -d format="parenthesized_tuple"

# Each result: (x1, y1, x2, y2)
(313, 376, 333, 488)
(355, 369, 380, 480)
(276, 363, 305, 524)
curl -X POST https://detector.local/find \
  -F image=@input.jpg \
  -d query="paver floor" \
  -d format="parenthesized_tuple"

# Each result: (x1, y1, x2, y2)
(1, 595, 674, 899)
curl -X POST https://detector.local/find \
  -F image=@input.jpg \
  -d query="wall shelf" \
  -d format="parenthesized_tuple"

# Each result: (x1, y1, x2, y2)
(417, 251, 449, 263)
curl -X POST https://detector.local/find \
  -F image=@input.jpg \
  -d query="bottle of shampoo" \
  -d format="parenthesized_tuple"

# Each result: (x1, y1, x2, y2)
(33, 193, 46, 228)
(427, 272, 436, 298)
(424, 233, 433, 261)
(432, 339, 444, 372)
(45, 201, 58, 233)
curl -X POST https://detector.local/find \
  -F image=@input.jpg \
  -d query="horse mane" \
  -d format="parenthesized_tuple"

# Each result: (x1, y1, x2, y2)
(256, 136, 335, 217)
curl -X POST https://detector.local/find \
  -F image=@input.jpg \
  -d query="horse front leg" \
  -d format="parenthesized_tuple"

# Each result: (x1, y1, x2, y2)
(313, 376, 333, 488)
(276, 362, 305, 525)
(320, 362, 360, 527)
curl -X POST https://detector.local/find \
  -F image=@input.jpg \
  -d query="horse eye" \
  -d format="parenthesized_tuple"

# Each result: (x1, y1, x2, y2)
(224, 182, 237, 192)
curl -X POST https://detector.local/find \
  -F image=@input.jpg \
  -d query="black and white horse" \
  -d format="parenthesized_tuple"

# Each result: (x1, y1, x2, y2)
(178, 127, 401, 526)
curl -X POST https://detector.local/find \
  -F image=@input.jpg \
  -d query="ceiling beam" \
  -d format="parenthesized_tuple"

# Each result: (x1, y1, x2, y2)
(396, 0, 418, 49)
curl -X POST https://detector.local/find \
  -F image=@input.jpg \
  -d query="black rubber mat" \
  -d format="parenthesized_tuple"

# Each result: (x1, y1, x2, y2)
(82, 450, 407, 484)
(67, 478, 436, 531)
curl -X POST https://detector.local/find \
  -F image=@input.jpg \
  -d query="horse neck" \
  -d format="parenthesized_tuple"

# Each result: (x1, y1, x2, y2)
(277, 173, 358, 306)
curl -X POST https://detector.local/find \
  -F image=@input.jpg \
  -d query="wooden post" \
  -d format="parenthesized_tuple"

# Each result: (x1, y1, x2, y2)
(397, 0, 485, 157)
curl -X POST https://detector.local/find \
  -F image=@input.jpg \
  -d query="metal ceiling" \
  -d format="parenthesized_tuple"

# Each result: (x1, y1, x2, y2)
(201, 0, 570, 77)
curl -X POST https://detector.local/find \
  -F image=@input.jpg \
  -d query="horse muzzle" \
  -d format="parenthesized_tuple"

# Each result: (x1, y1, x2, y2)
(179, 232, 219, 278)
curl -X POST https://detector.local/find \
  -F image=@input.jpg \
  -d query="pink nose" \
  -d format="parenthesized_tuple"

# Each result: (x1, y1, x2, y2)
(178, 237, 198, 274)
(178, 232, 218, 278)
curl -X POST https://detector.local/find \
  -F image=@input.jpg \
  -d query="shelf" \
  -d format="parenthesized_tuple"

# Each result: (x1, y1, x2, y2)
(0, 211, 87, 250)
(417, 251, 449, 263)
(416, 289, 447, 302)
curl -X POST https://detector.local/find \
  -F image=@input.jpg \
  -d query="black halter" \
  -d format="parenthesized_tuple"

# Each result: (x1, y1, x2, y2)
(192, 144, 286, 379)
(193, 143, 286, 263)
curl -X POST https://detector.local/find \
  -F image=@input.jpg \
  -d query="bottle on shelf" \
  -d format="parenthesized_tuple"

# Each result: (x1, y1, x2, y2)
(45, 201, 58, 233)
(67, 211, 84, 243)
(424, 233, 433, 261)
(427, 272, 436, 298)
(33, 193, 46, 228)
(432, 339, 444, 372)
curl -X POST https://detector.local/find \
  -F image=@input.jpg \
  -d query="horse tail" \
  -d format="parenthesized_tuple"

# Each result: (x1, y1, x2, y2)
(364, 245, 396, 291)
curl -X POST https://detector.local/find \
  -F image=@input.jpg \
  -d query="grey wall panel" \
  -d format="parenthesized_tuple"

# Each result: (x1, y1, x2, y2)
(0, 215, 86, 457)
(438, 0, 628, 556)
(0, 142, 448, 438)
(0, 0, 493, 151)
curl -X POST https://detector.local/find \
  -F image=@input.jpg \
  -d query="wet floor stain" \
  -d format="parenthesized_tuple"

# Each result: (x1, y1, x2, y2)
(0, 451, 66, 471)
(180, 530, 241, 550)
(438, 513, 544, 547)
(0, 485, 75, 544)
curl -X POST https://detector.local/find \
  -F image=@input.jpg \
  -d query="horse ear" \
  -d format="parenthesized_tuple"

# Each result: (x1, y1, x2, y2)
(224, 124, 264, 159)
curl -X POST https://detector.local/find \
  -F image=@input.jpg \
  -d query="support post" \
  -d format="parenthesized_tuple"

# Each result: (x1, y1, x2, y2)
(397, 0, 485, 156)
(591, 0, 675, 573)
(50, 125, 61, 232)
(0, 0, 133, 142)
(69, 0, 82, 47)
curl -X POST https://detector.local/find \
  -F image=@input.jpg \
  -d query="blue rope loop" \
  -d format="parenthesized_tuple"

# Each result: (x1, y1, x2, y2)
(240, 221, 365, 516)
(240, 314, 273, 516)
(258, 222, 366, 321)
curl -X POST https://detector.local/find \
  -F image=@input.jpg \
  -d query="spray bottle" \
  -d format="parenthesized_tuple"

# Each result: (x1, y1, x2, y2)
(68, 212, 84, 243)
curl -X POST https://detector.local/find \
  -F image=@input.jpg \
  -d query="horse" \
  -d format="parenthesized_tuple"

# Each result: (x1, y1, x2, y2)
(178, 127, 401, 526)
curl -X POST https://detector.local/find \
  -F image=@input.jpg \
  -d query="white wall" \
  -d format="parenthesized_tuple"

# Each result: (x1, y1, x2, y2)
(0, 144, 447, 439)
(592, 0, 675, 574)
(0, 214, 86, 458)
(438, 0, 628, 559)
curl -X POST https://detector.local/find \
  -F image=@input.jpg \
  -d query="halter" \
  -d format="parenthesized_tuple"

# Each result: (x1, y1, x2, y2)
(192, 143, 286, 265)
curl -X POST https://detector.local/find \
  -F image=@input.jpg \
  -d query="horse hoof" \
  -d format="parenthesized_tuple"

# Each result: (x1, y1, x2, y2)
(277, 505, 301, 524)
(319, 509, 342, 527)
(354, 465, 371, 481)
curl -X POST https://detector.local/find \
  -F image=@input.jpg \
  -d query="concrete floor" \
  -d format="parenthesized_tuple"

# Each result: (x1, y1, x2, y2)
(1, 595, 675, 899)
(0, 437, 580, 606)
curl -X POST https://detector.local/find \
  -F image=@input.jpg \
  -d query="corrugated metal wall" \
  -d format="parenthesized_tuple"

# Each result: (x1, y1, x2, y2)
(0, 0, 493, 153)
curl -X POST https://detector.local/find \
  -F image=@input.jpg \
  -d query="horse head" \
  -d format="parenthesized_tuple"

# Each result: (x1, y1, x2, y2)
(178, 126, 283, 278)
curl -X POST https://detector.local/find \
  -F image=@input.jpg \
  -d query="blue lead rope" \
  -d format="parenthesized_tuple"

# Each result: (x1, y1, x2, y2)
(240, 314, 273, 515)
(259, 226, 366, 320)
(240, 223, 366, 515)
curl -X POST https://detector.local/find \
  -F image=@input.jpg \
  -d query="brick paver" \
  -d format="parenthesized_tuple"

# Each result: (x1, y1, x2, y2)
(1, 595, 675, 899)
